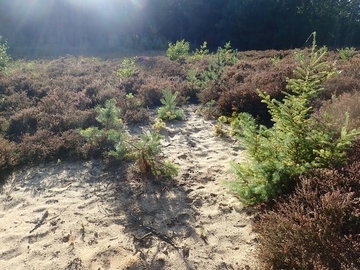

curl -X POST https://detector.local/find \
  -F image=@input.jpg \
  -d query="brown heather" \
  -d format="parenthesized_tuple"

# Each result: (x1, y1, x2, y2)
(315, 90, 360, 133)
(1, 49, 360, 168)
(0, 136, 16, 172)
(255, 158, 360, 269)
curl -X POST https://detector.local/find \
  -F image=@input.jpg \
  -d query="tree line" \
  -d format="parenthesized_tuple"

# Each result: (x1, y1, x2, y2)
(1, 0, 360, 55)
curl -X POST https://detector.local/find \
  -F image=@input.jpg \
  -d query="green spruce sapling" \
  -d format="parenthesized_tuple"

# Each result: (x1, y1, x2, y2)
(80, 99, 178, 178)
(116, 57, 138, 79)
(191, 41, 210, 60)
(0, 39, 10, 72)
(166, 39, 190, 61)
(125, 132, 178, 177)
(230, 32, 359, 204)
(337, 47, 356, 61)
(79, 98, 127, 153)
(157, 88, 184, 121)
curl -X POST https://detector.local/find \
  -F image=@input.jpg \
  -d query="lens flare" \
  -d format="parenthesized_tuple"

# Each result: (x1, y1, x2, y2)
(130, 0, 147, 9)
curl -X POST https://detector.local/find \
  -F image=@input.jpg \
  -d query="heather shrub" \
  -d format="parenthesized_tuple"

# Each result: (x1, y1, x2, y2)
(175, 79, 196, 104)
(46, 58, 68, 78)
(338, 53, 360, 78)
(95, 85, 124, 106)
(0, 91, 33, 117)
(166, 39, 190, 61)
(5, 59, 47, 77)
(36, 91, 95, 133)
(59, 130, 86, 159)
(123, 108, 149, 124)
(120, 92, 150, 124)
(74, 89, 93, 110)
(83, 80, 106, 102)
(17, 129, 85, 163)
(217, 83, 265, 119)
(0, 116, 8, 133)
(230, 33, 359, 204)
(250, 70, 288, 93)
(196, 99, 219, 119)
(139, 56, 190, 78)
(211, 56, 290, 118)
(347, 137, 360, 163)
(17, 130, 64, 163)
(7, 108, 38, 141)
(0, 136, 17, 170)
(322, 76, 360, 100)
(255, 165, 360, 269)
(135, 76, 178, 107)
(137, 82, 164, 107)
(315, 91, 360, 133)
(197, 79, 222, 106)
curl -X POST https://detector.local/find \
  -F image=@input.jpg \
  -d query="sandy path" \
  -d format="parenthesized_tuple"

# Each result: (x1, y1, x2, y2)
(0, 105, 258, 270)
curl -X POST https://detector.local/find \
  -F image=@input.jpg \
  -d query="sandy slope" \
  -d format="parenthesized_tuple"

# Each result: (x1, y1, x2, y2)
(0, 105, 258, 270)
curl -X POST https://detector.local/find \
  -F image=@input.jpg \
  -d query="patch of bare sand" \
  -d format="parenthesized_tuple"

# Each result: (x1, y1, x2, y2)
(0, 105, 258, 269)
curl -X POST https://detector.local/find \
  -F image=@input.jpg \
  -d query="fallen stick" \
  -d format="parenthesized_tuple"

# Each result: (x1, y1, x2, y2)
(29, 210, 49, 233)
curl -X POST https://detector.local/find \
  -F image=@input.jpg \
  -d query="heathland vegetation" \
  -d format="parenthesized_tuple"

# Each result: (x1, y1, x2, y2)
(0, 35, 360, 268)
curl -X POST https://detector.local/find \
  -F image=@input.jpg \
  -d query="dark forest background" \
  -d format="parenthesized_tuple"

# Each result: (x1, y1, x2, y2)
(1, 0, 360, 57)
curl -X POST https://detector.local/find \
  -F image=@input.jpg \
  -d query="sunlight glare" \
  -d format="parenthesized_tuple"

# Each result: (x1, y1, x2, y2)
(65, 0, 143, 10)
(130, 0, 147, 9)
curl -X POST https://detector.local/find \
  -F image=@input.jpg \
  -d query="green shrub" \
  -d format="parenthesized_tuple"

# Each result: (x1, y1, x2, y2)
(201, 55, 224, 83)
(166, 39, 190, 61)
(116, 57, 138, 78)
(191, 41, 209, 60)
(79, 98, 128, 158)
(124, 93, 142, 110)
(217, 41, 238, 66)
(337, 46, 356, 61)
(0, 40, 10, 72)
(157, 88, 184, 121)
(230, 33, 360, 204)
(123, 132, 178, 177)
(195, 42, 237, 98)
(186, 67, 202, 91)
(79, 99, 177, 178)
(195, 54, 225, 95)
(152, 118, 166, 132)
(214, 115, 228, 137)
(270, 55, 281, 65)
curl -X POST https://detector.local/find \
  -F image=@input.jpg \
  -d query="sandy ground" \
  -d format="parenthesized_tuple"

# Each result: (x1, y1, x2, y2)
(0, 105, 258, 270)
